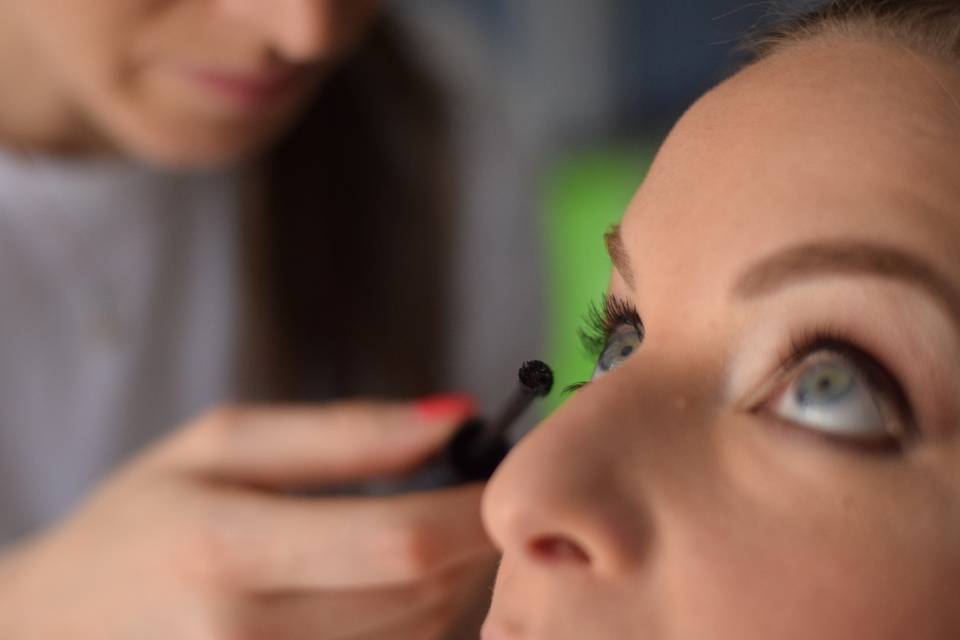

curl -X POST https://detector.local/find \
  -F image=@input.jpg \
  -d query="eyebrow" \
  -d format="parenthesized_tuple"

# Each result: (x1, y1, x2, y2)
(733, 240, 960, 326)
(605, 225, 636, 288)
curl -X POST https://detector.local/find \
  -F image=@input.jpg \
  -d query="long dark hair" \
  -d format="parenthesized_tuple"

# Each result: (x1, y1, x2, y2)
(244, 15, 457, 402)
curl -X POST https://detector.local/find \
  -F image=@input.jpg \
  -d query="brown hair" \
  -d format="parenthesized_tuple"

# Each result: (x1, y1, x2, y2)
(247, 15, 457, 402)
(749, 0, 960, 63)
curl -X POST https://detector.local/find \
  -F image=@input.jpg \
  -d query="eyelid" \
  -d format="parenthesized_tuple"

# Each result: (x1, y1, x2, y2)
(785, 334, 915, 429)
(753, 335, 918, 447)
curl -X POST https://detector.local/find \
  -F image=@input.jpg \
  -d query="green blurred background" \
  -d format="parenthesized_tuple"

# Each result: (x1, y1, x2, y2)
(543, 148, 655, 412)
(398, 1, 771, 411)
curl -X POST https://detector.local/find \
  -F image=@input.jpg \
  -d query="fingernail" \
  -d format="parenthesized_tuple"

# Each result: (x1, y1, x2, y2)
(415, 393, 478, 423)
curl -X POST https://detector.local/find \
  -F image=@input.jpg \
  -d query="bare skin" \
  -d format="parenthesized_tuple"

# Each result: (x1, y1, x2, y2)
(482, 34, 960, 640)
(0, 402, 497, 639)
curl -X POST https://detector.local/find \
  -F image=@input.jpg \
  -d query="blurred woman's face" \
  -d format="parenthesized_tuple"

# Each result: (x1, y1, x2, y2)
(0, 0, 379, 166)
(483, 35, 960, 640)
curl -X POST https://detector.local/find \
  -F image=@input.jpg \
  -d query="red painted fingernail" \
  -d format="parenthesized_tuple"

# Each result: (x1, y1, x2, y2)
(415, 393, 478, 422)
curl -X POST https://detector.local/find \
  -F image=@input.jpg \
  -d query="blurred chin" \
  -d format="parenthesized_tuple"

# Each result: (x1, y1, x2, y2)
(86, 83, 310, 169)
(103, 108, 291, 169)
(66, 59, 325, 168)
(121, 123, 278, 169)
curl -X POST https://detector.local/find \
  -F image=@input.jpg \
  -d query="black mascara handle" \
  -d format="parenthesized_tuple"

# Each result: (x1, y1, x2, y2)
(447, 417, 512, 483)
(315, 361, 553, 496)
(355, 418, 508, 495)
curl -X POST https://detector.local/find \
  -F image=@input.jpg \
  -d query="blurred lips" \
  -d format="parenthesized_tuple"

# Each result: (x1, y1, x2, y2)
(185, 64, 306, 111)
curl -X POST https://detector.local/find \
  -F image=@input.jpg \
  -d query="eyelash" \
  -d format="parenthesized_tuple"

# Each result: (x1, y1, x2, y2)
(565, 294, 643, 393)
(777, 324, 852, 372)
(579, 295, 643, 355)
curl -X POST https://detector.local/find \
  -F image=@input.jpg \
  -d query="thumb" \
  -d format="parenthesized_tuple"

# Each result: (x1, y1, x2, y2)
(166, 396, 477, 487)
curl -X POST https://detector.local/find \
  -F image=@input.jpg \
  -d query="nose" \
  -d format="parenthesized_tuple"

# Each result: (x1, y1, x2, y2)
(482, 347, 719, 580)
(482, 371, 664, 578)
(216, 0, 378, 62)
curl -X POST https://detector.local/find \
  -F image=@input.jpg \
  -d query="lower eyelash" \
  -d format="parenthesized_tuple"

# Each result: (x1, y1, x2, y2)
(563, 381, 589, 394)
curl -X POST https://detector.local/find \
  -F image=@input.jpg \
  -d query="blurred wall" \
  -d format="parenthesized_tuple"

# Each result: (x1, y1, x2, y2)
(396, 0, 777, 403)
(400, 0, 770, 147)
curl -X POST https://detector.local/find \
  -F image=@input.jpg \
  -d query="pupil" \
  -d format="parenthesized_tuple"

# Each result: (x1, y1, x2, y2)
(799, 367, 852, 404)
(620, 345, 634, 357)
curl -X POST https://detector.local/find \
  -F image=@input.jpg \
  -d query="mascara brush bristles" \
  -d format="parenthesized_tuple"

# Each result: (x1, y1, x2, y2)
(473, 360, 553, 450)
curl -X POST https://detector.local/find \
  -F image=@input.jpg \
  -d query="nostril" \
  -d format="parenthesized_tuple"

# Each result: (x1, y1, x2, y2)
(528, 535, 591, 565)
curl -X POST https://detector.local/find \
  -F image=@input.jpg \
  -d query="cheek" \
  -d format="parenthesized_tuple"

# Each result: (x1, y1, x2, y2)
(14, 0, 142, 75)
(657, 416, 960, 639)
(10, 0, 153, 125)
(664, 513, 960, 639)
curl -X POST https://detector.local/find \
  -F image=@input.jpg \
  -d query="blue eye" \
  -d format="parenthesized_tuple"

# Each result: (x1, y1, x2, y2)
(768, 349, 911, 444)
(592, 324, 643, 380)
(565, 295, 644, 394)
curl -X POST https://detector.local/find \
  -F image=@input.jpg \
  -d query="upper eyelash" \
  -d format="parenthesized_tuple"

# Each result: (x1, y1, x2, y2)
(776, 324, 853, 372)
(563, 295, 644, 395)
(578, 294, 644, 358)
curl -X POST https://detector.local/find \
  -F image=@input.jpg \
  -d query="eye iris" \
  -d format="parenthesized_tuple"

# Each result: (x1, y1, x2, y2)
(762, 343, 912, 446)
(593, 325, 642, 379)
(796, 364, 853, 405)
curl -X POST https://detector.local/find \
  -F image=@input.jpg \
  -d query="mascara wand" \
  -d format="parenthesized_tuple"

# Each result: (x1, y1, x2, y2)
(447, 360, 554, 482)
(359, 360, 554, 495)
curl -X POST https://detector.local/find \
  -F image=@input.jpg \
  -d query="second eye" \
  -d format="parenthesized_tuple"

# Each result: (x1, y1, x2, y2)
(592, 324, 643, 380)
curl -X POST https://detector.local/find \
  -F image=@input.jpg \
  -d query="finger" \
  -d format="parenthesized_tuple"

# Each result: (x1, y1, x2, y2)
(199, 483, 496, 591)
(343, 602, 458, 640)
(337, 603, 455, 640)
(246, 597, 457, 640)
(235, 563, 474, 640)
(164, 397, 476, 486)
(437, 555, 500, 639)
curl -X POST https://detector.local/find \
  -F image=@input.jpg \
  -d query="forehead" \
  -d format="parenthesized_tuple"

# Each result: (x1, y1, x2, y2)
(618, 35, 960, 301)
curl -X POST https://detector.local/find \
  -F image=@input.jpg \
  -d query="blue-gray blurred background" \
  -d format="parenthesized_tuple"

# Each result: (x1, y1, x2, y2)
(397, 0, 774, 404)
(401, 0, 768, 151)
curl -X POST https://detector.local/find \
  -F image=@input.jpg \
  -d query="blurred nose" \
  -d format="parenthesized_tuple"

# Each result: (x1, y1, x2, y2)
(482, 352, 709, 579)
(483, 383, 646, 577)
(217, 0, 374, 62)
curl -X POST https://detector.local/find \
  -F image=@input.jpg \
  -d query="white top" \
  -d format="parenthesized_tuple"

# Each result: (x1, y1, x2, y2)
(0, 155, 246, 541)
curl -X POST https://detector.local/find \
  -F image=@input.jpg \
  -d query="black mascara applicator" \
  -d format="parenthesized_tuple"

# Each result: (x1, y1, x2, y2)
(367, 360, 554, 494)
(445, 360, 554, 483)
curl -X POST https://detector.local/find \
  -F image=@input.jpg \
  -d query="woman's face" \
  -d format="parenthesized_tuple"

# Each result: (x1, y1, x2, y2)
(0, 0, 379, 166)
(483, 35, 960, 640)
